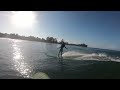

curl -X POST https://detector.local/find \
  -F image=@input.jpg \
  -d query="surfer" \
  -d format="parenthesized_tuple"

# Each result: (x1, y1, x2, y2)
(58, 40, 68, 58)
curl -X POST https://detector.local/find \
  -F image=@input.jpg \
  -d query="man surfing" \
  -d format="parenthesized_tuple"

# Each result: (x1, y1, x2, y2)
(58, 39, 68, 58)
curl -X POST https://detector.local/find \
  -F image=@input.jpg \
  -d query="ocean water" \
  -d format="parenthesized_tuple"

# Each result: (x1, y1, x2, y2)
(0, 38, 120, 79)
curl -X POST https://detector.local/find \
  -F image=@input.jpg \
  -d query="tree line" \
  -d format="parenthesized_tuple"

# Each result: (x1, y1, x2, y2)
(0, 32, 87, 47)
(0, 32, 68, 44)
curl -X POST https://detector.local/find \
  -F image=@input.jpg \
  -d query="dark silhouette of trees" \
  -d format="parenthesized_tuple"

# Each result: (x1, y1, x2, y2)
(0, 32, 7, 37)
(78, 43, 87, 47)
(46, 37, 58, 43)
(41, 38, 45, 42)
(0, 32, 87, 47)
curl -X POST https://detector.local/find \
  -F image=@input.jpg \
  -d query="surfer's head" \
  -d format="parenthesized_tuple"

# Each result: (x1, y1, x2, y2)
(61, 41, 64, 44)
(61, 39, 64, 43)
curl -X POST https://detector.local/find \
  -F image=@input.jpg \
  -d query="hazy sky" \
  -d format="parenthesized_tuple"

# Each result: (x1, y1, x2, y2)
(0, 11, 120, 50)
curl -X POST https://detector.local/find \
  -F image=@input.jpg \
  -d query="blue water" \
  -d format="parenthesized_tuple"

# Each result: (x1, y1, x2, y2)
(0, 38, 120, 79)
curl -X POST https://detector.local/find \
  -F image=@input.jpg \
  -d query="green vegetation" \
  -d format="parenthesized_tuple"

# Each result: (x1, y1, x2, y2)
(0, 32, 87, 47)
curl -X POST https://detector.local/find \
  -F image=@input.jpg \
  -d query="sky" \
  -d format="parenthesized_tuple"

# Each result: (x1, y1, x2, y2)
(0, 11, 120, 51)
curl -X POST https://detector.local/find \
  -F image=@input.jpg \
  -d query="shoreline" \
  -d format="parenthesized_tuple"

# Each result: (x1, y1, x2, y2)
(0, 37, 87, 47)
(0, 37, 120, 52)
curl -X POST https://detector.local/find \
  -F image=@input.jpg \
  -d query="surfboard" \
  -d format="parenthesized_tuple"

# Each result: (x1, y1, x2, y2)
(31, 72, 50, 79)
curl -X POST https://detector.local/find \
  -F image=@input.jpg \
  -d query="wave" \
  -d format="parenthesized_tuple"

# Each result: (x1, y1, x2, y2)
(62, 51, 120, 62)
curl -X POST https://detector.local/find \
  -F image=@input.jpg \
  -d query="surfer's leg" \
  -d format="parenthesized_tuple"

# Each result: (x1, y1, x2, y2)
(58, 50, 61, 57)
(61, 51, 63, 58)
(58, 48, 62, 57)
(58, 51, 61, 62)
(60, 50, 63, 62)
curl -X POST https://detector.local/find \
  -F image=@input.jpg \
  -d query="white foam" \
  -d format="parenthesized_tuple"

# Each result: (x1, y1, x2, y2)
(62, 51, 120, 62)
(62, 51, 85, 57)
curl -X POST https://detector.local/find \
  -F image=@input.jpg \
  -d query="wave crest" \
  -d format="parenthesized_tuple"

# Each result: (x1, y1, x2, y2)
(62, 51, 120, 62)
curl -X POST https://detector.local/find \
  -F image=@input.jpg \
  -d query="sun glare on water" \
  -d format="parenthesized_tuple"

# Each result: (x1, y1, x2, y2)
(11, 11, 36, 29)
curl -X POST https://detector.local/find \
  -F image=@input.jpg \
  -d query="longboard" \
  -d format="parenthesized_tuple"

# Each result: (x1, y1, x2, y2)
(31, 72, 50, 79)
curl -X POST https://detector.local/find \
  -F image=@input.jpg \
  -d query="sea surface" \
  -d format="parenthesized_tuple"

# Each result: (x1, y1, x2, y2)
(0, 38, 120, 79)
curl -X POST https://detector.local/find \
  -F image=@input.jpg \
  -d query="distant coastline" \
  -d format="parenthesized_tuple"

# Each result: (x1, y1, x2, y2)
(0, 32, 87, 47)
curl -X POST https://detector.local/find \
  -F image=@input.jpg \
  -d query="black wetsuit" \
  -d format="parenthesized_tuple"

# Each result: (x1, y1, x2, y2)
(58, 42, 67, 57)
(60, 43, 65, 52)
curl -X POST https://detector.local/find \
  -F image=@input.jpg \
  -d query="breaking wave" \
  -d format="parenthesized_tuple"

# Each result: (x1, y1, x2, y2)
(62, 51, 120, 62)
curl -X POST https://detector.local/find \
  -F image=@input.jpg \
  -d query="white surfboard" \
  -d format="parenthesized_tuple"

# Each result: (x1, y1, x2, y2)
(31, 72, 50, 79)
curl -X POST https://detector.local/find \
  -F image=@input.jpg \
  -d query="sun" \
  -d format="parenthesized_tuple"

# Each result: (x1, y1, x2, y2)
(11, 11, 36, 28)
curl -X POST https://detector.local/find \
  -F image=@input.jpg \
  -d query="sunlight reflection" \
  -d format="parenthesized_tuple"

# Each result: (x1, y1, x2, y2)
(12, 39, 32, 78)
